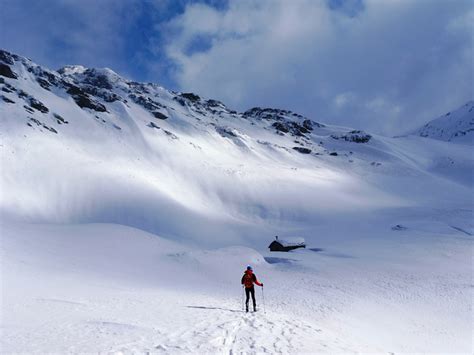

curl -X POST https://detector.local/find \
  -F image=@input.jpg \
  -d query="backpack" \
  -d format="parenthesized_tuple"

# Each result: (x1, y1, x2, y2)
(243, 272, 254, 288)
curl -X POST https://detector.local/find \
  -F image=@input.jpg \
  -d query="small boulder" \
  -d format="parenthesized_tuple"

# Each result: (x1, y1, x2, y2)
(293, 147, 312, 154)
(152, 111, 168, 120)
(391, 224, 407, 231)
(163, 129, 178, 139)
(147, 122, 160, 129)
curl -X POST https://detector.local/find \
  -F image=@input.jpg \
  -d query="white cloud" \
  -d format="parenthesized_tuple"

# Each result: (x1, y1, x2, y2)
(162, 0, 473, 134)
(333, 92, 356, 109)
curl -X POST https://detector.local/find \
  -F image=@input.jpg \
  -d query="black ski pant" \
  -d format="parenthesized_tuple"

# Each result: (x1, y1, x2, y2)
(245, 286, 256, 310)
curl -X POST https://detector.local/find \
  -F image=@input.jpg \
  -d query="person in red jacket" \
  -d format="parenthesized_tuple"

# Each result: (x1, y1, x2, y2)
(241, 265, 263, 312)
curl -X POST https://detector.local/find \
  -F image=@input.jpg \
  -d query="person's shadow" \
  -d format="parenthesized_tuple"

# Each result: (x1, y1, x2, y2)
(186, 305, 243, 313)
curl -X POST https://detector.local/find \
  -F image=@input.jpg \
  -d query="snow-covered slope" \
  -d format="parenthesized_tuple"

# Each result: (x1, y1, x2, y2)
(1, 49, 472, 243)
(412, 100, 474, 144)
(1, 49, 473, 353)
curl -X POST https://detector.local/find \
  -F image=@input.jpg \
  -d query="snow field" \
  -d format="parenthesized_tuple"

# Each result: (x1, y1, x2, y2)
(1, 221, 471, 353)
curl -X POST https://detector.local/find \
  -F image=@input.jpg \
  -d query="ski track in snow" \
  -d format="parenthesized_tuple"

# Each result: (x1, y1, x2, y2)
(14, 299, 330, 354)
(109, 304, 328, 354)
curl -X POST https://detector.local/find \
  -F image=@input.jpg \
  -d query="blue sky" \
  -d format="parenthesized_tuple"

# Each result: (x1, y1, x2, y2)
(1, 0, 472, 134)
(1, 0, 228, 88)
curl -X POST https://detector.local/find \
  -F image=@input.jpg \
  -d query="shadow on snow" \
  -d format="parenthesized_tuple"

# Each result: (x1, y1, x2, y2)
(186, 306, 243, 313)
(264, 257, 298, 264)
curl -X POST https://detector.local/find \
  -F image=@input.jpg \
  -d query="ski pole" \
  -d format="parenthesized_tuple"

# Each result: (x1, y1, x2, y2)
(241, 286, 244, 311)
(261, 286, 266, 314)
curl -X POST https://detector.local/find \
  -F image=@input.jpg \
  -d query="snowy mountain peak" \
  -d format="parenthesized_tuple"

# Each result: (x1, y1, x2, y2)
(59, 66, 125, 90)
(2, 48, 361, 147)
(57, 64, 87, 76)
(412, 100, 474, 144)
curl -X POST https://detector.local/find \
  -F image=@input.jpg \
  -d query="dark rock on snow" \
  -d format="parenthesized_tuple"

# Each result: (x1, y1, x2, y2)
(36, 78, 51, 90)
(67, 85, 107, 112)
(23, 105, 35, 114)
(0, 50, 15, 65)
(293, 147, 312, 154)
(82, 71, 113, 90)
(53, 113, 69, 124)
(130, 94, 164, 113)
(0, 64, 18, 79)
(331, 130, 372, 143)
(2, 95, 15, 103)
(272, 121, 312, 137)
(27, 118, 58, 134)
(152, 111, 168, 120)
(392, 224, 408, 231)
(147, 122, 160, 129)
(180, 92, 200, 102)
(29, 97, 49, 113)
(216, 126, 238, 138)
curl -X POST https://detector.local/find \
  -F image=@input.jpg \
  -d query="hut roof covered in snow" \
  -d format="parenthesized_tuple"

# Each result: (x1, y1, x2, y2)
(268, 236, 306, 252)
(275, 237, 305, 247)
